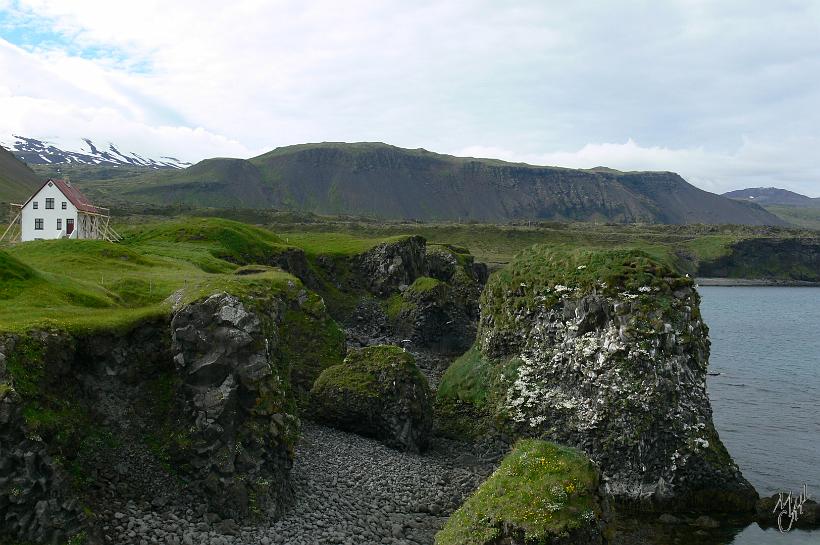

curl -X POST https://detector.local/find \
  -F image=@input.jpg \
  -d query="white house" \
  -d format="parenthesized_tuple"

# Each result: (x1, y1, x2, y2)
(3, 178, 118, 242)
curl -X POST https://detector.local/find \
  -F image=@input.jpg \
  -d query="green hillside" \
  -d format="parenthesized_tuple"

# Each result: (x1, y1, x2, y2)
(73, 142, 785, 226)
(764, 205, 820, 230)
(0, 145, 40, 207)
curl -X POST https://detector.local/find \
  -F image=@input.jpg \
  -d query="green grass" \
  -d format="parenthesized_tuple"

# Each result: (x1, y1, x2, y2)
(435, 439, 601, 545)
(685, 234, 737, 262)
(277, 232, 410, 257)
(406, 276, 443, 294)
(0, 218, 299, 333)
(764, 205, 820, 230)
(438, 345, 506, 406)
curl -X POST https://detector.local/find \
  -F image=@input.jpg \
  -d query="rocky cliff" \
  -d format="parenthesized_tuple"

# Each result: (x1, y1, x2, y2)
(0, 279, 342, 543)
(438, 246, 758, 514)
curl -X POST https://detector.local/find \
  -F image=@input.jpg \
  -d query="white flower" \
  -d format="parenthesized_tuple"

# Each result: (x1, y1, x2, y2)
(554, 284, 571, 293)
(577, 265, 587, 270)
(638, 286, 652, 293)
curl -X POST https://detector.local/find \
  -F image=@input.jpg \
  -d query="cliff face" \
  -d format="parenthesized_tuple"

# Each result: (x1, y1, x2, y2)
(0, 281, 340, 543)
(698, 237, 820, 281)
(439, 247, 758, 513)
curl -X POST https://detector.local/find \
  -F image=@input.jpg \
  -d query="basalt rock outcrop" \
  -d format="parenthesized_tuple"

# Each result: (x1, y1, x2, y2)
(309, 345, 433, 452)
(438, 246, 758, 514)
(388, 246, 485, 355)
(343, 239, 487, 354)
(0, 281, 338, 543)
(170, 292, 299, 520)
(0, 333, 86, 544)
(353, 235, 428, 296)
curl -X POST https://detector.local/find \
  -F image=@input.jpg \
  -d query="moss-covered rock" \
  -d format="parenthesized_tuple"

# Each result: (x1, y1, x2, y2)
(438, 246, 758, 513)
(309, 345, 432, 452)
(435, 439, 606, 545)
(386, 246, 485, 354)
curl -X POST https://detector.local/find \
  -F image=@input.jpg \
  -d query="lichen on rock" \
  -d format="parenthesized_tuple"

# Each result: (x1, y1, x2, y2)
(309, 345, 433, 452)
(439, 246, 758, 513)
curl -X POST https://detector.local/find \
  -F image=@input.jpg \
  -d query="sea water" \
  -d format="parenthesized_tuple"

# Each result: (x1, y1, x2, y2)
(700, 286, 820, 544)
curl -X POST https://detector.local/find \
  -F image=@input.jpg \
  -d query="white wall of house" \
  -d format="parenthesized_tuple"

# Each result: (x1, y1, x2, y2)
(21, 182, 78, 241)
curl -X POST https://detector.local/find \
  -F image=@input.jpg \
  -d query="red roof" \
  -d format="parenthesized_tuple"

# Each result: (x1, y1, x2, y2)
(24, 178, 102, 214)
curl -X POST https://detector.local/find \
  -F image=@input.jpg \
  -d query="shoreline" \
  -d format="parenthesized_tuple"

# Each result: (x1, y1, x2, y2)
(697, 277, 820, 287)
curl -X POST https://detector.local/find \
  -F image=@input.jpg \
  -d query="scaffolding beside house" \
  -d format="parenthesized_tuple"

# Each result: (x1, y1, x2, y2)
(1, 178, 121, 243)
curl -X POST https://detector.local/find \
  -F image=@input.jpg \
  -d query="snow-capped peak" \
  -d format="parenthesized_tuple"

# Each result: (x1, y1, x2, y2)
(0, 134, 192, 169)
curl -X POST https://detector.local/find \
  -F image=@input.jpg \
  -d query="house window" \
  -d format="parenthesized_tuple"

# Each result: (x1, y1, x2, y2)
(46, 198, 54, 209)
(33, 201, 38, 209)
(62, 201, 67, 209)
(57, 219, 62, 230)
(35, 218, 44, 230)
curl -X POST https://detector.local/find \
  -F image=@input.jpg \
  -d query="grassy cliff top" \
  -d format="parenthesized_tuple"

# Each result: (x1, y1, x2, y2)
(0, 217, 419, 333)
(0, 219, 299, 333)
(492, 245, 687, 294)
(435, 439, 600, 545)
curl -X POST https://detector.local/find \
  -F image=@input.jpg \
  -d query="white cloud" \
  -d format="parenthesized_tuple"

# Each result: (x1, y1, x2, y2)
(0, 1, 819, 196)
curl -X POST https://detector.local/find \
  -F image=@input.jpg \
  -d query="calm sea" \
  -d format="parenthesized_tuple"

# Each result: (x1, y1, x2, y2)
(700, 286, 820, 544)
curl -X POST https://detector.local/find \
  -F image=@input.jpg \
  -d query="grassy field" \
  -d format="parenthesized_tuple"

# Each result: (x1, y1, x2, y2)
(0, 217, 398, 333)
(259, 218, 816, 272)
(3, 213, 819, 333)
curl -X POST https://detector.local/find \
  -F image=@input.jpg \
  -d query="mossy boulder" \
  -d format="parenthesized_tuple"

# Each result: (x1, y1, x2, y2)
(309, 345, 432, 452)
(438, 246, 758, 513)
(435, 439, 606, 545)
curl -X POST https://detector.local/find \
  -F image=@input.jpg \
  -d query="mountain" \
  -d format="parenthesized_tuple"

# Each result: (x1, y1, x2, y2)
(723, 187, 820, 208)
(0, 135, 192, 169)
(0, 145, 41, 205)
(81, 142, 786, 225)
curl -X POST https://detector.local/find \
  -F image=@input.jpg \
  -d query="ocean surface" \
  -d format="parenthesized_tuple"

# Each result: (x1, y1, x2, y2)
(700, 286, 820, 544)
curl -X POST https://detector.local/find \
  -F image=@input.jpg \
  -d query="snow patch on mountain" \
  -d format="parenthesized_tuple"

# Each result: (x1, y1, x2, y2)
(0, 135, 192, 169)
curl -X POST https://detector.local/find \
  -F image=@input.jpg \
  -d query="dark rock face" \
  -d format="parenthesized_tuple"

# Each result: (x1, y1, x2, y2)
(698, 237, 820, 282)
(309, 345, 432, 452)
(354, 236, 427, 296)
(0, 289, 311, 542)
(171, 292, 298, 520)
(343, 239, 487, 356)
(0, 334, 85, 544)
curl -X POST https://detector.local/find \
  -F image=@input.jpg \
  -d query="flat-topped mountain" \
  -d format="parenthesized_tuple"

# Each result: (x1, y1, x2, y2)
(723, 187, 820, 208)
(84, 142, 785, 225)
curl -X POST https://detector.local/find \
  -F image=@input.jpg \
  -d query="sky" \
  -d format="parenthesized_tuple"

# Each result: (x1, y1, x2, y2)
(1, 0, 819, 195)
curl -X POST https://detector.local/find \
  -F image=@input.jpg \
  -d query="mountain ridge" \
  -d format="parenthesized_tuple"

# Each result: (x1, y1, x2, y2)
(81, 141, 783, 225)
(723, 187, 820, 208)
(1, 134, 192, 169)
